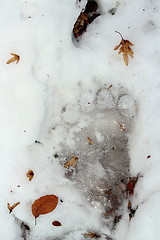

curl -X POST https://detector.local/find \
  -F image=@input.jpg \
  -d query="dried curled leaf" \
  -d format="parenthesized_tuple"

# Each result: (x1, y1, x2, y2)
(32, 194, 58, 218)
(87, 136, 93, 145)
(64, 156, 78, 168)
(7, 202, 20, 213)
(126, 176, 138, 195)
(114, 31, 134, 66)
(119, 123, 126, 131)
(128, 200, 132, 210)
(26, 170, 34, 181)
(123, 52, 128, 66)
(73, 1, 100, 39)
(52, 221, 62, 226)
(84, 232, 100, 238)
(107, 84, 113, 90)
(6, 53, 20, 64)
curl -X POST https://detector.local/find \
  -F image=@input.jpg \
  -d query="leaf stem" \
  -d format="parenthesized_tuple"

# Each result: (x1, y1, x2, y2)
(115, 31, 124, 40)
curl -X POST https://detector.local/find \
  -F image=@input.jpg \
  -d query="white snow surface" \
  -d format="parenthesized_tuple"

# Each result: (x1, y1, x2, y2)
(0, 0, 160, 240)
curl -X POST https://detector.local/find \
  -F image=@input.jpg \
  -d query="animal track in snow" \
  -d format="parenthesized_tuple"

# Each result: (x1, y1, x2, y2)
(58, 84, 136, 226)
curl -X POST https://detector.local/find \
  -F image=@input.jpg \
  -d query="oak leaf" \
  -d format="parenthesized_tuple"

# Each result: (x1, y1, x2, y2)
(31, 194, 58, 218)
(64, 156, 78, 168)
(6, 53, 20, 64)
(26, 170, 34, 181)
(7, 202, 20, 213)
(114, 31, 134, 66)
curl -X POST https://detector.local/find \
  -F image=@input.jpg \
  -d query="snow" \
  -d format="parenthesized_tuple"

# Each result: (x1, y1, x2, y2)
(0, 0, 160, 239)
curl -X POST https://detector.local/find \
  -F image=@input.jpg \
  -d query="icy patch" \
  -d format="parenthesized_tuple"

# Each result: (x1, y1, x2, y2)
(57, 85, 136, 228)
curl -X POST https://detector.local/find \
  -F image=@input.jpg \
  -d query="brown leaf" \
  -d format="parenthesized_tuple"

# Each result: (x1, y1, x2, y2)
(114, 32, 134, 65)
(125, 40, 134, 46)
(31, 194, 58, 218)
(52, 221, 62, 226)
(116, 122, 126, 131)
(64, 156, 78, 168)
(107, 84, 113, 90)
(7, 202, 20, 213)
(123, 52, 128, 66)
(84, 232, 100, 238)
(114, 44, 121, 50)
(128, 200, 132, 210)
(6, 53, 20, 64)
(73, 1, 100, 39)
(126, 176, 138, 195)
(26, 170, 34, 181)
(87, 136, 93, 145)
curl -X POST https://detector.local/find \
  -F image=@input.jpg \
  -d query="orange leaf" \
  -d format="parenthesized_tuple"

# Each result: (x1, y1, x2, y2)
(126, 40, 134, 46)
(87, 136, 93, 145)
(84, 232, 100, 238)
(128, 200, 132, 210)
(6, 53, 20, 64)
(114, 32, 134, 65)
(32, 194, 58, 218)
(64, 156, 78, 168)
(123, 52, 128, 66)
(114, 44, 121, 50)
(26, 170, 34, 181)
(128, 48, 134, 58)
(7, 202, 20, 213)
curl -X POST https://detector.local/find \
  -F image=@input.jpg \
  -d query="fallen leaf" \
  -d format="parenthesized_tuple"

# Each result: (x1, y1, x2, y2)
(52, 221, 62, 226)
(128, 200, 132, 210)
(87, 136, 93, 145)
(114, 31, 134, 66)
(7, 202, 20, 213)
(73, 1, 100, 39)
(107, 84, 113, 90)
(84, 232, 100, 238)
(31, 194, 58, 219)
(126, 176, 138, 195)
(26, 170, 34, 181)
(64, 156, 78, 168)
(6, 53, 20, 64)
